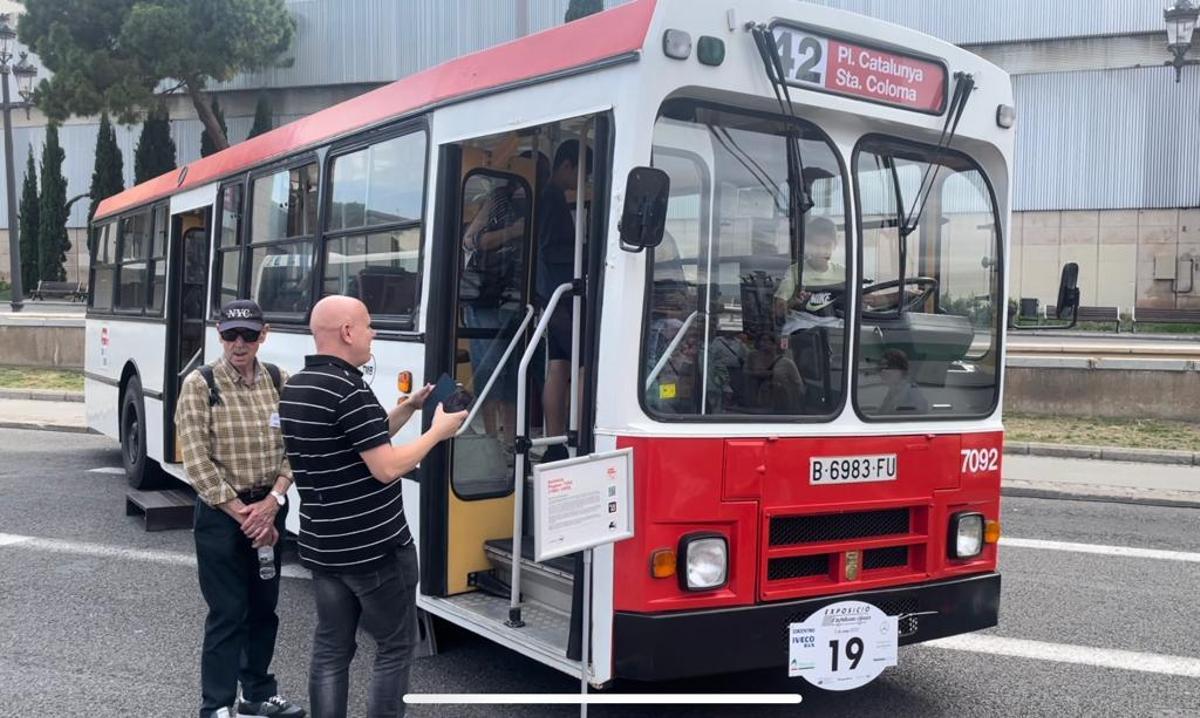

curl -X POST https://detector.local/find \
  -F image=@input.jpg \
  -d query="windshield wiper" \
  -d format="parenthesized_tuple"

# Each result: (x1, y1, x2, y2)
(749, 25, 815, 217)
(899, 72, 976, 239)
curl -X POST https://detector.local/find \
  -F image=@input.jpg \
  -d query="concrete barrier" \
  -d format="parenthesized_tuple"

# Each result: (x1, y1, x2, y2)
(0, 316, 84, 369)
(1004, 357, 1200, 421)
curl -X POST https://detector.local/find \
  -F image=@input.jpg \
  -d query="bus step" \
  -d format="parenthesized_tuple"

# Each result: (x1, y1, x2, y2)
(125, 488, 194, 531)
(483, 538, 574, 613)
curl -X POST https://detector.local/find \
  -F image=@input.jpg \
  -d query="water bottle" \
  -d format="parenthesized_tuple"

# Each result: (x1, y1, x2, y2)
(257, 545, 276, 580)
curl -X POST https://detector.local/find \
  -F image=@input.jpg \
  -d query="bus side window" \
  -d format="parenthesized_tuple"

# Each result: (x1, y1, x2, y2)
(322, 130, 427, 328)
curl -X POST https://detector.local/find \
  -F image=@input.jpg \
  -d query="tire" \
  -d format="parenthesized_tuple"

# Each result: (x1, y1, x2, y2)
(121, 376, 166, 490)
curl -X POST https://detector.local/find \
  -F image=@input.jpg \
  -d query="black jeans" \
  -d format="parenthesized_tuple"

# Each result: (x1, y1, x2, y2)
(194, 499, 288, 718)
(309, 543, 420, 718)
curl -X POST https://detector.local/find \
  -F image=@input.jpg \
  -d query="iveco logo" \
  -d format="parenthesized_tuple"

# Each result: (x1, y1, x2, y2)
(844, 550, 861, 581)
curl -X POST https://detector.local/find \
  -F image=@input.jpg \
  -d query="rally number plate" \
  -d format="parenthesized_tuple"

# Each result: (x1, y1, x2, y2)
(810, 454, 897, 485)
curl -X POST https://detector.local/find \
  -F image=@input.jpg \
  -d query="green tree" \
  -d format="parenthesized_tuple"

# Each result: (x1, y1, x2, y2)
(565, 0, 604, 22)
(247, 93, 273, 139)
(134, 104, 176, 184)
(18, 147, 40, 291)
(18, 0, 295, 153)
(38, 125, 70, 283)
(200, 96, 227, 157)
(88, 112, 124, 222)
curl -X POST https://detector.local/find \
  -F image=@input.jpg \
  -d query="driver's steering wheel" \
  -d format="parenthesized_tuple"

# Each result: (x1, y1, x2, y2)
(861, 276, 939, 317)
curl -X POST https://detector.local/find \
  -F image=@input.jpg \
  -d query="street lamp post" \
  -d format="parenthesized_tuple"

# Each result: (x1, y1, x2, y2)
(1165, 0, 1200, 83)
(0, 14, 36, 312)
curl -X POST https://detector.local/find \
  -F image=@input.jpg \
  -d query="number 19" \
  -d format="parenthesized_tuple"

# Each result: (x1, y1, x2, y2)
(829, 637, 864, 671)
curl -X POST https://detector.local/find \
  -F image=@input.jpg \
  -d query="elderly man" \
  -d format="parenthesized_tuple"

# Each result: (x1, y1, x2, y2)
(280, 295, 466, 718)
(175, 299, 305, 718)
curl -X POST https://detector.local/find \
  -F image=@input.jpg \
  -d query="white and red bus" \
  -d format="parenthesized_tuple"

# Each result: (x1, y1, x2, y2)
(85, 0, 1030, 687)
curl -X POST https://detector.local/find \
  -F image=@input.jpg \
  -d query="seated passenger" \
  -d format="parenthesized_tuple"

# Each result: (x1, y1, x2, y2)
(743, 331, 804, 412)
(774, 217, 845, 326)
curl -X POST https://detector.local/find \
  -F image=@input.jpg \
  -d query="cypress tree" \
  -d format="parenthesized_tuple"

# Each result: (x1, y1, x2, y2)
(247, 94, 273, 139)
(38, 124, 70, 283)
(134, 104, 177, 184)
(88, 112, 124, 222)
(200, 97, 228, 157)
(565, 0, 604, 22)
(18, 147, 39, 291)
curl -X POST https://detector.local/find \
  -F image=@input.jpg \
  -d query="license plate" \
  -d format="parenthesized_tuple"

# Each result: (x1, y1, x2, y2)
(810, 454, 897, 484)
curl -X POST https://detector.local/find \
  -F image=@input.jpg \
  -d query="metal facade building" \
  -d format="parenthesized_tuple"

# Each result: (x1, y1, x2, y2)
(0, 1, 1192, 236)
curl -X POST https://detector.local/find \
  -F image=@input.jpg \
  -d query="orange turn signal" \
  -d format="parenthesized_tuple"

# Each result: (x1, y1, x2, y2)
(397, 371, 412, 394)
(650, 549, 676, 579)
(984, 520, 1001, 544)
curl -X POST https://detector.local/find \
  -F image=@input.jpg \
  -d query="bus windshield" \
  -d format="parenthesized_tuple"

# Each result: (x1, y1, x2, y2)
(854, 137, 1001, 419)
(642, 103, 849, 419)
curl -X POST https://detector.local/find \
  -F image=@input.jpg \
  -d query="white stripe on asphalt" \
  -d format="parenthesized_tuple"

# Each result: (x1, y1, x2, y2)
(0, 532, 312, 579)
(87, 467, 126, 475)
(926, 635, 1200, 678)
(1000, 537, 1200, 563)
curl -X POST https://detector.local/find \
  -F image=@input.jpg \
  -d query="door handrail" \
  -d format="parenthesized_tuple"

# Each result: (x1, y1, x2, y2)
(455, 304, 535, 438)
(644, 310, 703, 391)
(507, 280, 575, 627)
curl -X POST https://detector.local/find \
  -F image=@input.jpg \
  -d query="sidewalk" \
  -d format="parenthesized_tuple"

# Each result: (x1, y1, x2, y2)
(0, 397, 1195, 505)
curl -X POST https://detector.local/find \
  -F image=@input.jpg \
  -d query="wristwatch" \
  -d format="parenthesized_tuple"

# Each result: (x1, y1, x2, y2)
(270, 490, 287, 507)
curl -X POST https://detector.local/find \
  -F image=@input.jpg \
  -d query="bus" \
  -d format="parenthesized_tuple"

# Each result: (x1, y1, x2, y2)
(85, 0, 1056, 688)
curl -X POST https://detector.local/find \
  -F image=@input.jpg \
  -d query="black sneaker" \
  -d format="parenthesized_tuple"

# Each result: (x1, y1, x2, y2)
(541, 444, 569, 464)
(237, 695, 306, 717)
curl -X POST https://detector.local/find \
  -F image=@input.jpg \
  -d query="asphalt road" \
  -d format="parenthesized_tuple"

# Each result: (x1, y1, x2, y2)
(1, 427, 1198, 717)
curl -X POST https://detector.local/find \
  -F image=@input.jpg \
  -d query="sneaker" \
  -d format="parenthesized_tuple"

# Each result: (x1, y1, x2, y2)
(237, 695, 306, 717)
(213, 709, 233, 718)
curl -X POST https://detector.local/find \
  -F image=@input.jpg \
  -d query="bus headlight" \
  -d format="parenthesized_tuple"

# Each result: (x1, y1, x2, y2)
(949, 512, 985, 559)
(679, 533, 727, 591)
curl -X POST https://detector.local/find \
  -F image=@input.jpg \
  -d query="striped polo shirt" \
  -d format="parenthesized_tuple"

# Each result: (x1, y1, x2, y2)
(279, 354, 410, 573)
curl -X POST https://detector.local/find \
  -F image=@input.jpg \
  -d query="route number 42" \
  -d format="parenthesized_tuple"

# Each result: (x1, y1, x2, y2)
(961, 448, 1000, 474)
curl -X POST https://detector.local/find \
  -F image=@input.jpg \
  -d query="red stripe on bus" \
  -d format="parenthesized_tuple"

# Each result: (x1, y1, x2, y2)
(94, 0, 658, 221)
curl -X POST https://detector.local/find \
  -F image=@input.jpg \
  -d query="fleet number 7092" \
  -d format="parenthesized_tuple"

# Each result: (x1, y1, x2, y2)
(960, 448, 1000, 474)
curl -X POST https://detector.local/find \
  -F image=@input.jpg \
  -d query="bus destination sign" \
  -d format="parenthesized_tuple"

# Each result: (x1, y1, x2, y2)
(772, 24, 947, 113)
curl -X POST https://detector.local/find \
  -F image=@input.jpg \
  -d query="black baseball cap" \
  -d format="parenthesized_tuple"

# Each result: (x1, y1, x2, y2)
(217, 299, 265, 332)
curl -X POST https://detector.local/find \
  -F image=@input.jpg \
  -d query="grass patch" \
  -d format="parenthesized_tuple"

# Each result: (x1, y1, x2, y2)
(1005, 413, 1200, 452)
(0, 367, 84, 392)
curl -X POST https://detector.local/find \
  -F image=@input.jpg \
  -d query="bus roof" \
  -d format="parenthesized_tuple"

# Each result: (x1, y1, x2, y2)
(93, 0, 658, 222)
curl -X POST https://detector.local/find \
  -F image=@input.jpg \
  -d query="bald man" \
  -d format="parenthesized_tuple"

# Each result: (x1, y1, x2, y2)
(279, 295, 466, 718)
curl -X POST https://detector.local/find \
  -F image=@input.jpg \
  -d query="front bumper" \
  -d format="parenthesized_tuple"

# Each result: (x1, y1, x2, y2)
(613, 572, 1000, 681)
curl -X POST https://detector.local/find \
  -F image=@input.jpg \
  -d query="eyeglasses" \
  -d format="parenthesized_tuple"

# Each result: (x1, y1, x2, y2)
(220, 328, 261, 343)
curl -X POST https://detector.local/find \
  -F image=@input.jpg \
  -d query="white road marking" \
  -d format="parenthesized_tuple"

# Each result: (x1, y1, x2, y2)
(925, 635, 1200, 679)
(1000, 537, 1200, 563)
(0, 532, 310, 579)
(4, 531, 1200, 680)
(406, 694, 802, 705)
(87, 467, 126, 475)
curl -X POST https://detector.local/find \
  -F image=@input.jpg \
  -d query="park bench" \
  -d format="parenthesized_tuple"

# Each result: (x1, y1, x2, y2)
(30, 280, 86, 302)
(1131, 306, 1200, 332)
(1045, 304, 1121, 332)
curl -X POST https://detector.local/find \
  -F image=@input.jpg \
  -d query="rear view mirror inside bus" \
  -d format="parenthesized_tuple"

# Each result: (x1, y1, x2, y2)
(619, 166, 670, 252)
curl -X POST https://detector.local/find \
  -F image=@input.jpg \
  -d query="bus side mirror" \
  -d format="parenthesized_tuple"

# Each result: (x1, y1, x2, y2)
(619, 167, 670, 252)
(1055, 262, 1080, 320)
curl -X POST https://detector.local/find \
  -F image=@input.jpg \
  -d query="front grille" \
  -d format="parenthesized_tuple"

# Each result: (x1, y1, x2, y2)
(769, 508, 910, 546)
(864, 546, 909, 570)
(767, 555, 829, 581)
(782, 597, 920, 639)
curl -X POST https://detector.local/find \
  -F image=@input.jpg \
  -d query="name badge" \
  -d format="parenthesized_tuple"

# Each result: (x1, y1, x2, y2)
(269, 413, 281, 429)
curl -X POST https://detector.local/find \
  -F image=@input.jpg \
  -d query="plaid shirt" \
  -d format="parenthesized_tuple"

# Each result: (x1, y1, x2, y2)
(175, 356, 292, 506)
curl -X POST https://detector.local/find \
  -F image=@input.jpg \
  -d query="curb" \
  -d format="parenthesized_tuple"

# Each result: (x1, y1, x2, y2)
(1004, 441, 1199, 467)
(1001, 483, 1200, 510)
(0, 388, 85, 403)
(0, 420, 95, 434)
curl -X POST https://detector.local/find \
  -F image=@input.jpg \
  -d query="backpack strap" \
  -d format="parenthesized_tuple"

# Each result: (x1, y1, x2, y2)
(197, 365, 222, 407)
(263, 363, 282, 395)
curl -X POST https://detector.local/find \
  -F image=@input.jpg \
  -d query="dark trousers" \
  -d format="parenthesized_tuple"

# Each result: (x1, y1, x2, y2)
(195, 499, 288, 717)
(309, 544, 419, 718)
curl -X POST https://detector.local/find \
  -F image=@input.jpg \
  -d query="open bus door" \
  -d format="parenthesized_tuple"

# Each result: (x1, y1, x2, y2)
(419, 116, 606, 671)
(163, 206, 212, 464)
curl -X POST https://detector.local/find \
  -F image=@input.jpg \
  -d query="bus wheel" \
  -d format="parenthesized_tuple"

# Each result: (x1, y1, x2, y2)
(121, 376, 166, 490)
